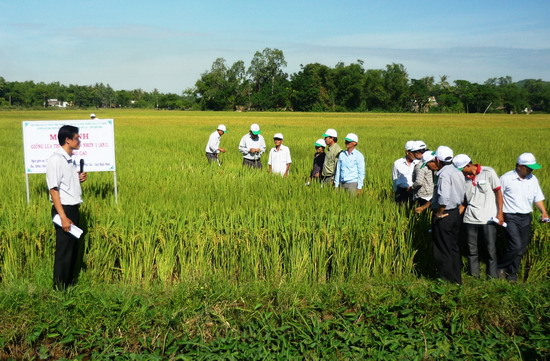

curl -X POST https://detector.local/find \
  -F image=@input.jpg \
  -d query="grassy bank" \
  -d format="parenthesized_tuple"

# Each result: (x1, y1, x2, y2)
(1, 279, 548, 360)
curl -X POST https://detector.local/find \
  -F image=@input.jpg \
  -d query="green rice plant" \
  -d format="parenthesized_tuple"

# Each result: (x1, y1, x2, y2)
(0, 110, 548, 286)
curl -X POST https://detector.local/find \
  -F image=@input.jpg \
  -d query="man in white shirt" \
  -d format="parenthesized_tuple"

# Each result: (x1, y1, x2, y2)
(453, 154, 504, 279)
(498, 153, 548, 281)
(392, 140, 425, 203)
(46, 125, 88, 290)
(205, 124, 227, 163)
(267, 133, 292, 177)
(239, 123, 266, 168)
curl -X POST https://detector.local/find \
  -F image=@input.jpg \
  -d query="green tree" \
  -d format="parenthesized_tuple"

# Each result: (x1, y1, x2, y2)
(409, 76, 434, 112)
(383, 63, 409, 111)
(195, 58, 232, 110)
(363, 69, 388, 111)
(522, 79, 550, 112)
(247, 48, 289, 110)
(289, 63, 333, 111)
(330, 62, 364, 111)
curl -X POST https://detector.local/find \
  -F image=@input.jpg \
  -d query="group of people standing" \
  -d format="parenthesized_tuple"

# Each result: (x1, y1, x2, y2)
(45, 123, 546, 290)
(205, 124, 365, 195)
(392, 141, 548, 284)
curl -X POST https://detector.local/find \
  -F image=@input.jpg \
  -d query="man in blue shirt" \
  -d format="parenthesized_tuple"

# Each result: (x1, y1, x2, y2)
(334, 133, 365, 196)
(430, 145, 466, 284)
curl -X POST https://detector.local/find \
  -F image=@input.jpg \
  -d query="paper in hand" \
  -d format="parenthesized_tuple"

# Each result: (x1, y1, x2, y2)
(489, 217, 507, 228)
(52, 214, 83, 238)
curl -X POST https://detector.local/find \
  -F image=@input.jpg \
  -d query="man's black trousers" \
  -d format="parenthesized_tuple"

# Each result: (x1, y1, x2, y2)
(432, 208, 462, 284)
(51, 205, 81, 290)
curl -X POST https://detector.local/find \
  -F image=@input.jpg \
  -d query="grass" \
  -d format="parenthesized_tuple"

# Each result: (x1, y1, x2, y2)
(0, 279, 548, 360)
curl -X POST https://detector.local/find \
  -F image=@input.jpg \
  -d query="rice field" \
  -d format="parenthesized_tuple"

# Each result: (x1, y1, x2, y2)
(0, 110, 549, 286)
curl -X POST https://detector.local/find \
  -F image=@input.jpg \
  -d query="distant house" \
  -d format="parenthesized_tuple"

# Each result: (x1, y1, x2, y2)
(46, 99, 70, 108)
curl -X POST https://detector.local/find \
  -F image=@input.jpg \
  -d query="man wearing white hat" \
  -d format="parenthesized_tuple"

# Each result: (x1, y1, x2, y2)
(268, 133, 292, 177)
(393, 140, 426, 203)
(413, 149, 436, 214)
(321, 129, 342, 184)
(453, 154, 504, 279)
(334, 133, 365, 196)
(239, 123, 266, 168)
(498, 153, 548, 281)
(90, 113, 96, 120)
(430, 145, 465, 284)
(205, 124, 227, 163)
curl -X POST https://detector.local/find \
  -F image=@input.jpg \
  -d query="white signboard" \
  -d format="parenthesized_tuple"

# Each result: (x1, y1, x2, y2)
(22, 119, 116, 174)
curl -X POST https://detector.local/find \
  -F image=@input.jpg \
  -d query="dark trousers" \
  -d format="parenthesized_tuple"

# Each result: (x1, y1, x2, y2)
(432, 208, 462, 284)
(243, 158, 262, 169)
(205, 152, 218, 163)
(464, 223, 498, 278)
(498, 213, 532, 281)
(395, 187, 413, 204)
(51, 205, 82, 290)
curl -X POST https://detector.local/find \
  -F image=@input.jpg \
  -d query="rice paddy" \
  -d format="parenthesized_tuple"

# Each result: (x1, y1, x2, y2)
(0, 110, 549, 286)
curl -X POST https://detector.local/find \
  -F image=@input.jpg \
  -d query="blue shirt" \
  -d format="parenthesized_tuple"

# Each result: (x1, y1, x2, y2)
(334, 148, 366, 189)
(432, 164, 465, 210)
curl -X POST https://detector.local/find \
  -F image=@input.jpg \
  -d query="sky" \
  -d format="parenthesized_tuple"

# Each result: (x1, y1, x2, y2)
(1, 0, 549, 94)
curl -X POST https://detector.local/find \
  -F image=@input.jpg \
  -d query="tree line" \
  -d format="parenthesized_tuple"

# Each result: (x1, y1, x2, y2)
(2, 48, 550, 113)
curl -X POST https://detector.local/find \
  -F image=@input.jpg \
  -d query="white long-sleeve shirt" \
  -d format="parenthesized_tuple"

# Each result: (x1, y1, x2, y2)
(239, 134, 266, 160)
(392, 157, 419, 191)
(205, 131, 222, 154)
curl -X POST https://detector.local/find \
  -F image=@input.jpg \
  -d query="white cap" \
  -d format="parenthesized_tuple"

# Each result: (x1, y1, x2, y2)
(517, 152, 542, 169)
(90, 113, 96, 118)
(344, 133, 359, 143)
(273, 133, 284, 140)
(435, 146, 454, 162)
(453, 154, 471, 170)
(411, 140, 427, 152)
(422, 151, 435, 163)
(405, 140, 415, 151)
(217, 124, 227, 133)
(314, 139, 326, 147)
(250, 123, 261, 135)
(323, 129, 338, 138)
(421, 151, 436, 168)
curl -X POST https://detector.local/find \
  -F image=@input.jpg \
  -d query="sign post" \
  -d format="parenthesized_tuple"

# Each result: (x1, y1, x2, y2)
(22, 119, 118, 203)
